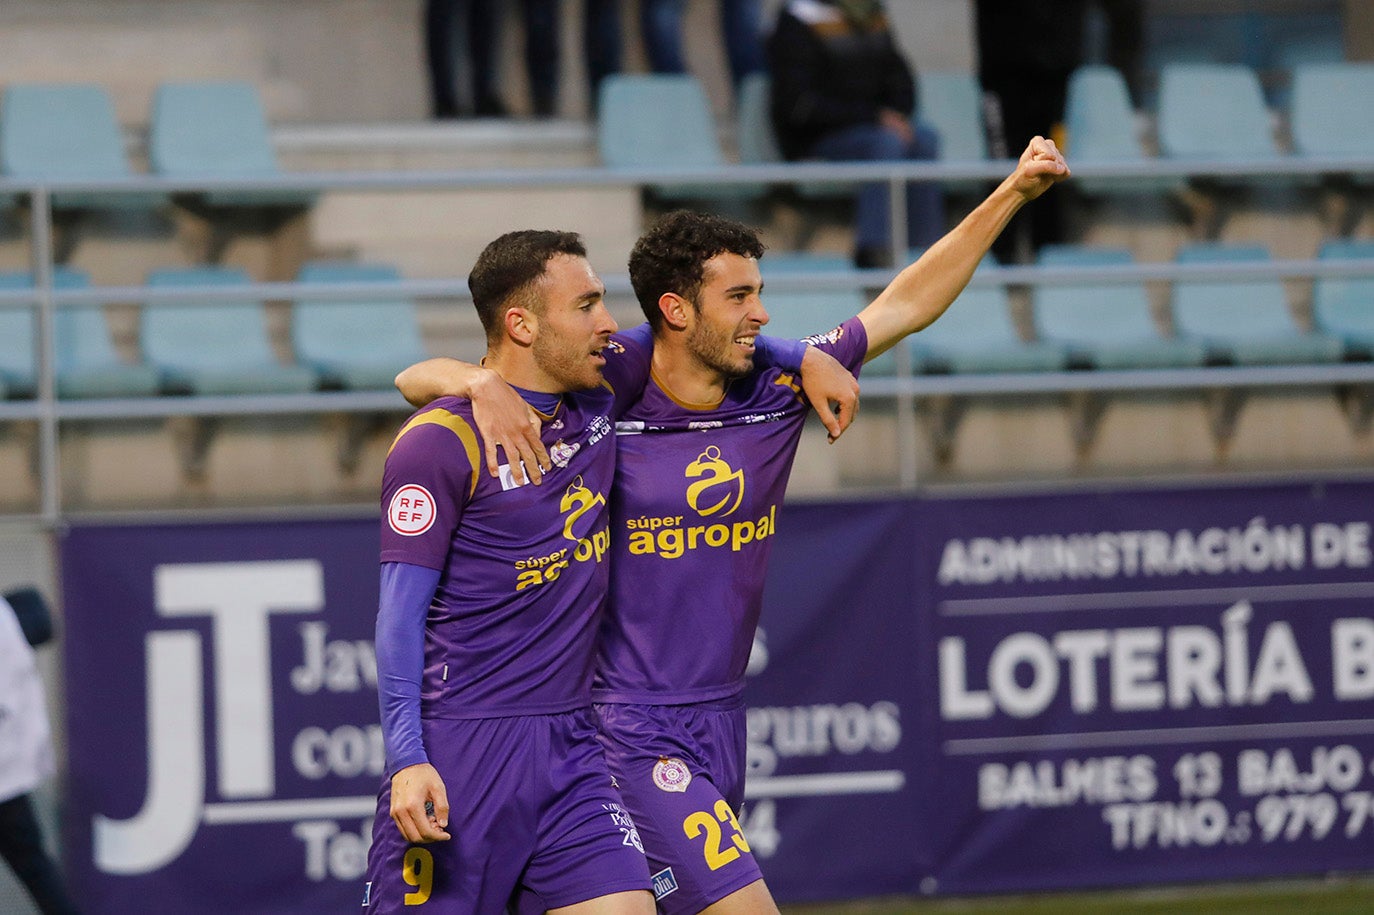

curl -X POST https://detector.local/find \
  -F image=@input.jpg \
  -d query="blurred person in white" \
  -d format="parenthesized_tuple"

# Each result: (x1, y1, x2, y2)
(0, 588, 79, 915)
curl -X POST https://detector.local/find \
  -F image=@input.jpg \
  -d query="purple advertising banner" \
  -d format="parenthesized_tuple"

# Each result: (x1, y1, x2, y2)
(61, 519, 383, 914)
(742, 500, 925, 900)
(57, 478, 1374, 909)
(911, 479, 1374, 895)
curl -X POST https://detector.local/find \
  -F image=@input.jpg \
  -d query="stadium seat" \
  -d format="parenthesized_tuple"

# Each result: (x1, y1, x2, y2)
(0, 83, 165, 261)
(1156, 64, 1280, 163)
(909, 256, 1068, 374)
(597, 74, 762, 204)
(1289, 63, 1374, 186)
(0, 269, 160, 399)
(149, 81, 314, 266)
(141, 267, 318, 395)
(1312, 239, 1374, 359)
(1170, 243, 1342, 365)
(759, 252, 882, 371)
(736, 72, 781, 167)
(917, 72, 987, 164)
(1033, 245, 1206, 370)
(149, 81, 314, 208)
(916, 71, 987, 194)
(291, 262, 428, 390)
(1, 84, 140, 207)
(1063, 66, 1182, 197)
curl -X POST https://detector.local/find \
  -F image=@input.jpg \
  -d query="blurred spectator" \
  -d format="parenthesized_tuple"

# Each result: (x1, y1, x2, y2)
(768, 0, 946, 267)
(1346, 0, 1374, 60)
(425, 0, 505, 117)
(641, 0, 765, 89)
(976, 0, 1088, 260)
(426, 0, 622, 119)
(1094, 0, 1144, 105)
(0, 588, 79, 915)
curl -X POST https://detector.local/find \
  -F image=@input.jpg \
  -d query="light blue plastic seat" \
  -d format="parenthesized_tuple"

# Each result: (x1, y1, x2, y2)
(1064, 66, 1181, 196)
(0, 269, 160, 399)
(759, 252, 881, 371)
(1156, 64, 1280, 163)
(1171, 243, 1342, 365)
(1033, 245, 1205, 370)
(909, 256, 1067, 374)
(1312, 239, 1374, 358)
(142, 267, 318, 395)
(1289, 64, 1374, 187)
(149, 81, 314, 208)
(918, 72, 987, 163)
(598, 74, 762, 204)
(917, 71, 986, 193)
(0, 84, 162, 211)
(736, 72, 780, 167)
(291, 262, 428, 390)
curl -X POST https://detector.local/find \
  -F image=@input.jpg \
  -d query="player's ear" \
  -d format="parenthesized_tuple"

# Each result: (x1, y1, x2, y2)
(658, 292, 690, 331)
(505, 306, 536, 346)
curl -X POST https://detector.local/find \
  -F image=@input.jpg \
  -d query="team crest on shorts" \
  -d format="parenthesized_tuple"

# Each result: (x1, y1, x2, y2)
(652, 757, 692, 793)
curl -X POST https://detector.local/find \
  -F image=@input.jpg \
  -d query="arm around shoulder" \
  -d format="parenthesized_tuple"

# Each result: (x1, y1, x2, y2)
(395, 359, 550, 485)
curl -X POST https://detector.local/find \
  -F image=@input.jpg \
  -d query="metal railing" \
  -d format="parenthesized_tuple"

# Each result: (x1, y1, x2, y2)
(3, 154, 1373, 521)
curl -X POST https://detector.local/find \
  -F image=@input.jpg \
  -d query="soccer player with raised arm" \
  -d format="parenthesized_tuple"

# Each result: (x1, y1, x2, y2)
(396, 137, 1069, 914)
(365, 230, 657, 914)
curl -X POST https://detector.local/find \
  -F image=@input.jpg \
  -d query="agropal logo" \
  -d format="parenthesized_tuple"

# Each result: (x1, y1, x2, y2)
(685, 446, 744, 518)
(559, 475, 606, 542)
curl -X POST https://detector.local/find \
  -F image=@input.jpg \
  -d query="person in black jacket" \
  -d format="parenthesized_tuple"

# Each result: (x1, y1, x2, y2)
(977, 0, 1089, 260)
(768, 0, 945, 266)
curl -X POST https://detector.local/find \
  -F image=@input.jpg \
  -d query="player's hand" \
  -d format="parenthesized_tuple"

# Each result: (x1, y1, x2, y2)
(799, 346, 860, 443)
(390, 763, 452, 844)
(1010, 135, 1070, 202)
(470, 367, 551, 485)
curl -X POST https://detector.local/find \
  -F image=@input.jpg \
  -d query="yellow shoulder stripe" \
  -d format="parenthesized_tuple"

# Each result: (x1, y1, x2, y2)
(388, 409, 481, 499)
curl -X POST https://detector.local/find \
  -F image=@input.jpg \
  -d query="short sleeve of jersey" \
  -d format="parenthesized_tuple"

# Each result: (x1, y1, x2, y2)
(602, 323, 654, 418)
(379, 402, 479, 570)
(809, 315, 869, 376)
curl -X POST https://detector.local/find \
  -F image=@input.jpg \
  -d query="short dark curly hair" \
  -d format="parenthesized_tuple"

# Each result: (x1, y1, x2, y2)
(469, 229, 587, 341)
(628, 210, 765, 331)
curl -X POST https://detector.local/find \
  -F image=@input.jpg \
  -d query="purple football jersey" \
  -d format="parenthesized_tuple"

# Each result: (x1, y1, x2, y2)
(380, 389, 618, 718)
(593, 317, 868, 704)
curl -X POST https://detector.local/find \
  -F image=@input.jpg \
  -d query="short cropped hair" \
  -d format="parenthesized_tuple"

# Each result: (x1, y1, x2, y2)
(468, 229, 587, 341)
(628, 210, 765, 331)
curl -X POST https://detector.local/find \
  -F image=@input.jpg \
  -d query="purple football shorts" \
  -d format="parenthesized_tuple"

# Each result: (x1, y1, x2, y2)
(593, 699, 764, 914)
(363, 708, 651, 913)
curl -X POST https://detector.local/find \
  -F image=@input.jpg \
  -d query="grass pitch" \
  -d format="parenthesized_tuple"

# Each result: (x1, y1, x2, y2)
(781, 876, 1374, 914)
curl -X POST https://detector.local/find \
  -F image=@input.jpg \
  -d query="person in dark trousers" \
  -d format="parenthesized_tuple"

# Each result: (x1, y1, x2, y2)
(768, 0, 946, 267)
(0, 588, 79, 915)
(641, 0, 766, 89)
(977, 0, 1088, 261)
(426, 0, 622, 119)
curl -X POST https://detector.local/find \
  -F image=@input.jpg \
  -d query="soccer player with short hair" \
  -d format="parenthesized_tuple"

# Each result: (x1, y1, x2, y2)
(364, 230, 656, 914)
(397, 137, 1069, 913)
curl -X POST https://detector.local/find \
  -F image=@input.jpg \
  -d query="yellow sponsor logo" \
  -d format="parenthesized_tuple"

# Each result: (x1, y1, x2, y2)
(516, 476, 610, 591)
(560, 475, 607, 541)
(626, 506, 776, 560)
(685, 446, 745, 518)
